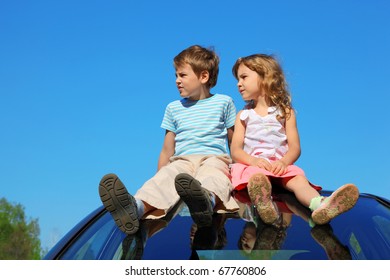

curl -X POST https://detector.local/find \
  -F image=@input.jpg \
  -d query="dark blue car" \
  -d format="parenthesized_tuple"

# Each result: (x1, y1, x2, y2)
(45, 189, 390, 260)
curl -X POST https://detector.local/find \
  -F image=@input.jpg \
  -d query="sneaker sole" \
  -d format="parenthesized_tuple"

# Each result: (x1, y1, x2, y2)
(248, 173, 279, 224)
(310, 225, 352, 260)
(121, 233, 144, 260)
(98, 173, 139, 234)
(312, 183, 359, 225)
(175, 173, 213, 227)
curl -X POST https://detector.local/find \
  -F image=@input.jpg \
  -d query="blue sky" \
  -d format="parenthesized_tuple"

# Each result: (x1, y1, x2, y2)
(1, 0, 389, 252)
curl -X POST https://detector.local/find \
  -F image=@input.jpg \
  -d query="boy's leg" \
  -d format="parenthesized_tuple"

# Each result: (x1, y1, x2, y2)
(175, 173, 213, 227)
(99, 173, 139, 235)
(189, 215, 230, 253)
(194, 155, 238, 212)
(121, 232, 144, 260)
(135, 156, 194, 219)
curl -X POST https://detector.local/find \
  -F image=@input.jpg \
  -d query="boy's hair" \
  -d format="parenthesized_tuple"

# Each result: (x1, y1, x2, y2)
(174, 45, 219, 89)
(232, 54, 292, 120)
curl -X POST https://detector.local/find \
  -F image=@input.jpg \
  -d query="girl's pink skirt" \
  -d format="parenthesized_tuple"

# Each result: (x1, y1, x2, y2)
(231, 162, 321, 192)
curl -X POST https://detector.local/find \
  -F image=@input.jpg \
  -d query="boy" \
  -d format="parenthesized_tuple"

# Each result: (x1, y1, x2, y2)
(99, 45, 238, 235)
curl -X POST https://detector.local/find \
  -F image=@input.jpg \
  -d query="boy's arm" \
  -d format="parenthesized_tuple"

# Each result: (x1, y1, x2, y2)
(157, 130, 176, 171)
(227, 126, 234, 152)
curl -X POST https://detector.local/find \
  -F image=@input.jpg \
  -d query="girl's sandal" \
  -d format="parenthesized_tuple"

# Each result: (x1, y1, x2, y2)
(312, 183, 359, 225)
(248, 173, 279, 224)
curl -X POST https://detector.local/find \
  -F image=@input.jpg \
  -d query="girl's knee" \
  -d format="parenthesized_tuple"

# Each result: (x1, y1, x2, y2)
(283, 175, 308, 190)
(295, 175, 308, 183)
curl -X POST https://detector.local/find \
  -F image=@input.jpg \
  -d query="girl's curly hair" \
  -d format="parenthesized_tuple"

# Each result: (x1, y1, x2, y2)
(232, 54, 293, 120)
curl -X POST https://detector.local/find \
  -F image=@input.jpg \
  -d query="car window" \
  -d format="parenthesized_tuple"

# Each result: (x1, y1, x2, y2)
(59, 212, 122, 260)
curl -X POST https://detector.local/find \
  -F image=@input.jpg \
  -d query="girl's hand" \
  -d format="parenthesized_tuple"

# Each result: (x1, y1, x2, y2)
(249, 157, 272, 171)
(271, 160, 287, 176)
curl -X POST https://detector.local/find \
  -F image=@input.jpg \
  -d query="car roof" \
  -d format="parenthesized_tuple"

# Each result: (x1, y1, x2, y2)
(45, 190, 390, 260)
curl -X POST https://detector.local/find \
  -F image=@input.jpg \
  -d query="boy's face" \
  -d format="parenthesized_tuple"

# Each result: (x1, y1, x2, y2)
(175, 63, 208, 100)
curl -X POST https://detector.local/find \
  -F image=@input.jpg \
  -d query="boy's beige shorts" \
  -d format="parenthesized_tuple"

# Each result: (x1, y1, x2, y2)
(134, 154, 239, 219)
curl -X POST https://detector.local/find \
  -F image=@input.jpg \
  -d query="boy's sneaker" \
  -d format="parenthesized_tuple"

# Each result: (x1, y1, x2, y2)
(311, 183, 359, 225)
(175, 173, 213, 227)
(98, 173, 139, 234)
(248, 173, 279, 225)
(192, 225, 218, 250)
(121, 233, 144, 260)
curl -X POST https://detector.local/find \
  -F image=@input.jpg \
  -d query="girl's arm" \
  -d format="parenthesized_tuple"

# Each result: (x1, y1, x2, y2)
(157, 130, 176, 171)
(231, 111, 272, 170)
(271, 110, 301, 175)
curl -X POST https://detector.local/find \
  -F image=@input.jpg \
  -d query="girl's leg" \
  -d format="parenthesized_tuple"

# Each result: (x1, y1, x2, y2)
(310, 224, 352, 259)
(281, 175, 321, 208)
(278, 192, 312, 223)
(282, 176, 360, 225)
(247, 173, 279, 224)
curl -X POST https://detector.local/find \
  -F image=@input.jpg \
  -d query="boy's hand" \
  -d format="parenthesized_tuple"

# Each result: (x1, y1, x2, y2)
(271, 160, 287, 176)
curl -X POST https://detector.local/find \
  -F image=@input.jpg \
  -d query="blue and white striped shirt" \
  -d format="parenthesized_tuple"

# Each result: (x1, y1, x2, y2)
(161, 94, 236, 155)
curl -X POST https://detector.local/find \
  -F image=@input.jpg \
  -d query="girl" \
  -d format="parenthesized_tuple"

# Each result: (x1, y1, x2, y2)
(230, 54, 359, 226)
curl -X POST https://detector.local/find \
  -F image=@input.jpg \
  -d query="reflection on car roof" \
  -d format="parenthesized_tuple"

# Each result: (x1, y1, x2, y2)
(45, 189, 390, 260)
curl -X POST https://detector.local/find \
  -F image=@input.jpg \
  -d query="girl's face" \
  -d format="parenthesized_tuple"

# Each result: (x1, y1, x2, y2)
(240, 225, 257, 253)
(175, 63, 208, 100)
(236, 64, 262, 101)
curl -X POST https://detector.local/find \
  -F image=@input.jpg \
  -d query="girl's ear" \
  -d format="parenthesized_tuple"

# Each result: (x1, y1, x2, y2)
(199, 70, 210, 84)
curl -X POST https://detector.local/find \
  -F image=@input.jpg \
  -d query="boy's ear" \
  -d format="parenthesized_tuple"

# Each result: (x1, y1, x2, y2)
(199, 70, 210, 84)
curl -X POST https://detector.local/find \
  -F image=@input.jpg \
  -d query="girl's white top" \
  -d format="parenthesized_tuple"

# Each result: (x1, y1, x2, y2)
(241, 107, 288, 162)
